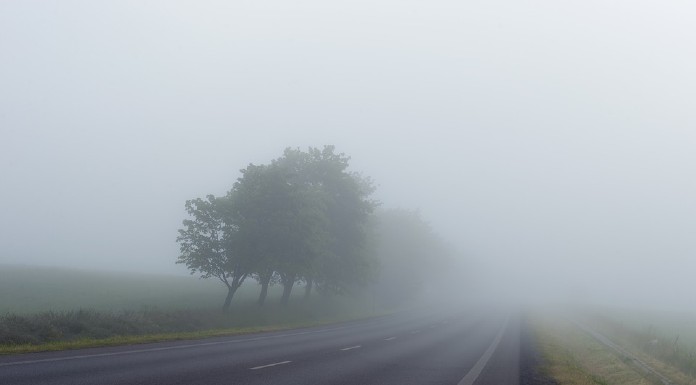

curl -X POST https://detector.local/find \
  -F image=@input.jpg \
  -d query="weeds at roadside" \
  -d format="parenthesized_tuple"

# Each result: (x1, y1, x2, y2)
(0, 298, 387, 354)
(591, 315, 696, 378)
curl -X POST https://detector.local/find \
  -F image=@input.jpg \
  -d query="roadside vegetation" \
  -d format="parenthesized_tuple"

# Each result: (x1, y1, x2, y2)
(532, 311, 696, 385)
(0, 266, 395, 354)
(175, 146, 455, 310)
(0, 287, 383, 354)
(0, 265, 224, 314)
(177, 146, 379, 310)
(0, 146, 456, 354)
(586, 311, 696, 382)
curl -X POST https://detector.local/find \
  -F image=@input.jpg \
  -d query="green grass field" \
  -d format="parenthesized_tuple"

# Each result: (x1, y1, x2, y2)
(0, 264, 314, 314)
(596, 307, 696, 350)
(533, 309, 696, 385)
(532, 315, 658, 385)
(583, 306, 696, 378)
(0, 265, 383, 353)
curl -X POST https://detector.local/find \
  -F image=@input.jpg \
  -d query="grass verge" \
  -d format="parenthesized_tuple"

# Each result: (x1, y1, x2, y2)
(0, 311, 385, 355)
(586, 314, 696, 385)
(0, 297, 396, 355)
(0, 265, 400, 356)
(532, 314, 660, 385)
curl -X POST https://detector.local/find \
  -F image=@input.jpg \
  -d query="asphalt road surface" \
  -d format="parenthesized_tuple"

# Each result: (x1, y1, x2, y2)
(0, 307, 520, 385)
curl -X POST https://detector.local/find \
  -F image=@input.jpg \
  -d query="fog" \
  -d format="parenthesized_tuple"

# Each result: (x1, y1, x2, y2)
(1, 1, 694, 311)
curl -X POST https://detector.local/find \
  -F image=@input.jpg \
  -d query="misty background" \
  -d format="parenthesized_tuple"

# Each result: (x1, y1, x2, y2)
(1, 1, 694, 310)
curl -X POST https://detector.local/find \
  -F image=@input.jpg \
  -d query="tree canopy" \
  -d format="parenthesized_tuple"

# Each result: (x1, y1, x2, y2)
(176, 195, 250, 311)
(176, 146, 378, 309)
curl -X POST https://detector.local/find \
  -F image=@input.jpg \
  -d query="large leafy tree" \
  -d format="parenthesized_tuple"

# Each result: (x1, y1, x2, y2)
(228, 162, 328, 305)
(176, 195, 250, 312)
(270, 149, 331, 304)
(302, 146, 378, 296)
(225, 164, 277, 306)
(177, 145, 377, 308)
(230, 146, 377, 305)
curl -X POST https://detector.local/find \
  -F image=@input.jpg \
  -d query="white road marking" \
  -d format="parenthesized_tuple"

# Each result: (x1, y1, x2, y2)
(384, 337, 397, 341)
(249, 360, 292, 370)
(0, 324, 358, 368)
(340, 345, 361, 351)
(410, 329, 421, 334)
(457, 317, 510, 385)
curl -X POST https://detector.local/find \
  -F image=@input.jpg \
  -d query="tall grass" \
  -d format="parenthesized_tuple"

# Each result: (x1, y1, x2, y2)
(592, 312, 696, 377)
(0, 297, 375, 347)
(0, 265, 382, 352)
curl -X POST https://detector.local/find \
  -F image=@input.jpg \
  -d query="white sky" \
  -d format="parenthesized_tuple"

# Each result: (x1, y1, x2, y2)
(1, 0, 695, 308)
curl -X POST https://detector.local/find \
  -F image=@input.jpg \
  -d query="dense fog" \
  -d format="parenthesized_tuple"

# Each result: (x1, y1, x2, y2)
(1, 1, 694, 311)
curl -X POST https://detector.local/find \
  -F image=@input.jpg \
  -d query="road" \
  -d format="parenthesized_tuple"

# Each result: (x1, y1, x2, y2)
(0, 307, 520, 385)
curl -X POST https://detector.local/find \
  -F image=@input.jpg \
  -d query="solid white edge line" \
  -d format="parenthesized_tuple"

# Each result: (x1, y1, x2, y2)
(340, 345, 361, 351)
(457, 317, 510, 385)
(249, 360, 292, 370)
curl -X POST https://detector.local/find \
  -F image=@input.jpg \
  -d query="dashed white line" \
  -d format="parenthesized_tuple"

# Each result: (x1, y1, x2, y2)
(384, 337, 397, 341)
(410, 329, 421, 334)
(249, 360, 292, 370)
(340, 345, 361, 351)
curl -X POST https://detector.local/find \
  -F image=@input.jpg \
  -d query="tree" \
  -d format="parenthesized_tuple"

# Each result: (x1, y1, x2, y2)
(272, 152, 331, 305)
(176, 195, 249, 312)
(225, 164, 277, 306)
(230, 146, 377, 305)
(299, 146, 378, 296)
(370, 209, 453, 305)
(176, 145, 378, 308)
(229, 160, 329, 305)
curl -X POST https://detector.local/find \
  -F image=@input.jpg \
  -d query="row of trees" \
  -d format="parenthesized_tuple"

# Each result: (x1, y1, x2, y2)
(176, 146, 377, 311)
(370, 209, 456, 306)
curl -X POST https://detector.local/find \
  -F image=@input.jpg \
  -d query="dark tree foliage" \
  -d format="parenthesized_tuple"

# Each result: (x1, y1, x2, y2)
(177, 146, 378, 309)
(270, 147, 378, 298)
(229, 160, 329, 305)
(176, 195, 250, 312)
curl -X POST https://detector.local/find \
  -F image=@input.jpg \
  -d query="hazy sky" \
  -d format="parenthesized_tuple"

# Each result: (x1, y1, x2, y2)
(1, 1, 694, 309)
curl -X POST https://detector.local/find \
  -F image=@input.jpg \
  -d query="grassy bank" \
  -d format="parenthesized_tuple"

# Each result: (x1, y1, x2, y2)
(0, 265, 388, 355)
(584, 312, 696, 382)
(586, 308, 696, 378)
(0, 305, 385, 355)
(532, 312, 696, 385)
(533, 315, 655, 385)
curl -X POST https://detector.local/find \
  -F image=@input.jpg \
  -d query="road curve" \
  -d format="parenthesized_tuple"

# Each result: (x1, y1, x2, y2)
(0, 306, 520, 385)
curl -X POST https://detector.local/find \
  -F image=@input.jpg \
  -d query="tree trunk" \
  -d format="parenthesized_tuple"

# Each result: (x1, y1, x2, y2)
(222, 273, 246, 312)
(222, 286, 235, 312)
(303, 278, 313, 300)
(280, 274, 295, 305)
(258, 278, 270, 306)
